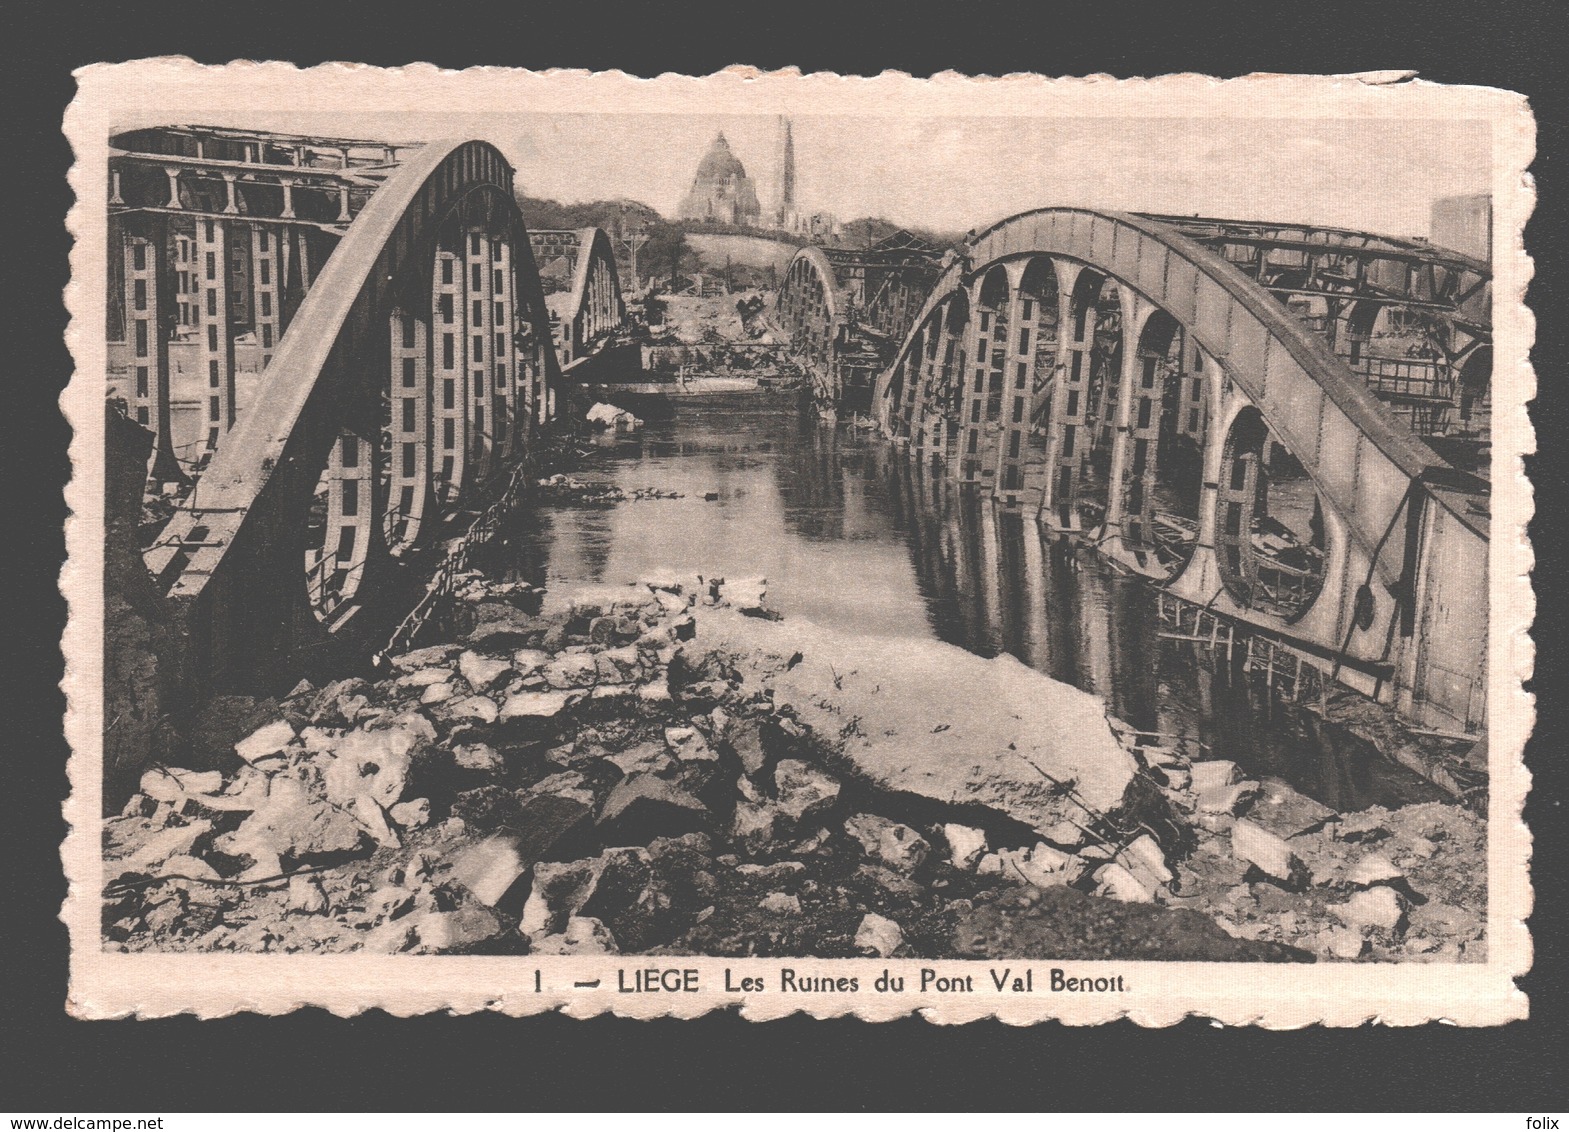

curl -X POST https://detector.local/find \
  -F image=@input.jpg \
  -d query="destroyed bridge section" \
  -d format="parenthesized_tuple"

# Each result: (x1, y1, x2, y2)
(109, 128, 622, 691)
(848, 208, 1491, 734)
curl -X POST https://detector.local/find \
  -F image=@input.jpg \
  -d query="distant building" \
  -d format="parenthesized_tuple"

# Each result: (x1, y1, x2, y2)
(678, 132, 761, 226)
(1431, 194, 1491, 262)
(771, 116, 838, 241)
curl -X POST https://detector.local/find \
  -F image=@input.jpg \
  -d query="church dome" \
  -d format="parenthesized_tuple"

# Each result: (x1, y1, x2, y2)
(695, 133, 747, 180)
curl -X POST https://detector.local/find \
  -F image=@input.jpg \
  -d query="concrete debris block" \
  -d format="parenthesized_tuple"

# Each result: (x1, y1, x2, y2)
(120, 794, 155, 819)
(722, 576, 768, 612)
(348, 794, 401, 849)
(498, 689, 577, 723)
(420, 682, 455, 705)
(654, 589, 690, 615)
(1095, 862, 1157, 903)
(286, 873, 330, 914)
(1348, 853, 1404, 888)
(143, 768, 225, 803)
(511, 648, 551, 676)
(758, 891, 801, 916)
(531, 916, 619, 955)
(458, 650, 513, 691)
(361, 919, 418, 954)
(599, 775, 707, 835)
(1199, 780, 1261, 816)
(640, 574, 685, 596)
(731, 800, 780, 855)
(525, 771, 597, 808)
(586, 402, 641, 433)
(415, 906, 508, 953)
(606, 742, 678, 779)
(1231, 818, 1302, 886)
(664, 725, 718, 766)
(397, 667, 452, 689)
(522, 848, 649, 939)
(844, 813, 929, 873)
(1161, 768, 1192, 793)
(637, 681, 673, 704)
(390, 798, 432, 830)
(773, 759, 841, 824)
(735, 860, 805, 882)
(1247, 777, 1339, 838)
(453, 742, 504, 774)
(854, 912, 904, 958)
(322, 724, 420, 810)
(445, 695, 500, 725)
(156, 853, 220, 882)
(976, 853, 1005, 876)
(234, 719, 296, 765)
(725, 719, 768, 776)
(1335, 887, 1406, 934)
(1124, 834, 1175, 886)
(220, 776, 368, 865)
(1189, 760, 1241, 797)
(370, 884, 417, 922)
(598, 644, 642, 678)
(993, 842, 1081, 888)
(451, 835, 529, 908)
(389, 645, 458, 672)
(543, 654, 601, 689)
(1322, 926, 1368, 959)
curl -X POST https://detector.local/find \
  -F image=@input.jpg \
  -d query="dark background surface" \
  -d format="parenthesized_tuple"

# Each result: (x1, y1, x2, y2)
(6, 0, 1566, 1110)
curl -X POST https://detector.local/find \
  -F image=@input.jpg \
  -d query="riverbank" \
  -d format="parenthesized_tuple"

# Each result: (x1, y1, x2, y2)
(102, 565, 1484, 962)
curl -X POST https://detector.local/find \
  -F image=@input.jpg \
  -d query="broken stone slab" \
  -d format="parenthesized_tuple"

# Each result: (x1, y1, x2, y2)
(1347, 852, 1405, 888)
(987, 842, 1082, 888)
(234, 719, 296, 766)
(420, 682, 455, 706)
(457, 649, 513, 692)
(723, 718, 768, 776)
(140, 768, 224, 804)
(286, 873, 330, 915)
(452, 742, 505, 774)
(156, 853, 220, 882)
(1199, 780, 1262, 816)
(940, 824, 989, 870)
(390, 798, 431, 830)
(1247, 777, 1339, 838)
(321, 719, 428, 810)
(111, 819, 215, 874)
(844, 813, 929, 873)
(397, 667, 453, 689)
(731, 800, 782, 855)
(1188, 760, 1240, 797)
(691, 608, 1138, 838)
(773, 759, 840, 824)
(1122, 834, 1175, 887)
(664, 725, 718, 767)
(217, 777, 368, 867)
(414, 906, 509, 953)
(1094, 862, 1157, 903)
(599, 775, 707, 839)
(531, 916, 619, 955)
(521, 847, 650, 939)
(758, 891, 801, 916)
(854, 912, 904, 957)
(444, 695, 500, 725)
(1334, 886, 1406, 934)
(524, 771, 597, 808)
(1321, 925, 1368, 959)
(606, 742, 679, 779)
(542, 654, 602, 690)
(498, 689, 578, 724)
(388, 644, 459, 672)
(1231, 818, 1305, 887)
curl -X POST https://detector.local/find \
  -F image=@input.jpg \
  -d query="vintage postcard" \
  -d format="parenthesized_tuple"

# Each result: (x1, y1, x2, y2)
(61, 63, 1534, 1023)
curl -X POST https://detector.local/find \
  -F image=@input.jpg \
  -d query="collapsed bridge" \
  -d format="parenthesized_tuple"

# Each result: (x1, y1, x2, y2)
(107, 127, 631, 691)
(779, 209, 1492, 734)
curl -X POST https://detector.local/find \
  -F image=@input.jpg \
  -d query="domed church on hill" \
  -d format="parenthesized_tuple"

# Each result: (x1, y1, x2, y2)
(678, 132, 761, 226)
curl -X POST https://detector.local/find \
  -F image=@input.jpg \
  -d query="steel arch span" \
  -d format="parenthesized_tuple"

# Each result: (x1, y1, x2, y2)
(529, 227, 629, 370)
(140, 137, 564, 693)
(871, 208, 1490, 730)
(777, 234, 943, 412)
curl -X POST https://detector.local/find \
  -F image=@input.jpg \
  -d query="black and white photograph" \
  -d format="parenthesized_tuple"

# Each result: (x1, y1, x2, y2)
(60, 64, 1533, 1023)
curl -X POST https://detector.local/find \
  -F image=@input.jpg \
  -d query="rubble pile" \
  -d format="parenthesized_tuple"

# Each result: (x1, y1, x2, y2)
(534, 474, 683, 505)
(1114, 741, 1488, 962)
(101, 573, 1485, 962)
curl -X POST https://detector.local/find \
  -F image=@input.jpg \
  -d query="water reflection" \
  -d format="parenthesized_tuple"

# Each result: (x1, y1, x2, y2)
(490, 404, 1443, 812)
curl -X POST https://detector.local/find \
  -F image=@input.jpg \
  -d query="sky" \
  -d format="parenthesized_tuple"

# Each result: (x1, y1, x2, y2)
(125, 109, 1491, 240)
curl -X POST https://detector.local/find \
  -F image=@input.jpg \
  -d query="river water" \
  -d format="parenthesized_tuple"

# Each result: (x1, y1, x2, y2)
(479, 401, 1444, 813)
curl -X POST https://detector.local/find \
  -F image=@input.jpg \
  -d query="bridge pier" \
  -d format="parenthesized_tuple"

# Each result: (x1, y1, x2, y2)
(1039, 260, 1091, 529)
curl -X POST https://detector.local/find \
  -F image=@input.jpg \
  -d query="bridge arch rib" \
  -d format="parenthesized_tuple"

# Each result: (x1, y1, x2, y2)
(777, 246, 844, 399)
(144, 138, 564, 693)
(873, 208, 1488, 692)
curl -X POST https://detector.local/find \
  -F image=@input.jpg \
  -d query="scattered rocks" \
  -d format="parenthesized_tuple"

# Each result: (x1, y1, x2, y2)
(1231, 819, 1305, 888)
(1335, 887, 1406, 935)
(941, 823, 988, 870)
(854, 912, 904, 957)
(844, 814, 929, 873)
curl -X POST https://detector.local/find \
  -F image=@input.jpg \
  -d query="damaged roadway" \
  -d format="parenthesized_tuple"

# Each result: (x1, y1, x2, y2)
(101, 569, 1484, 963)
